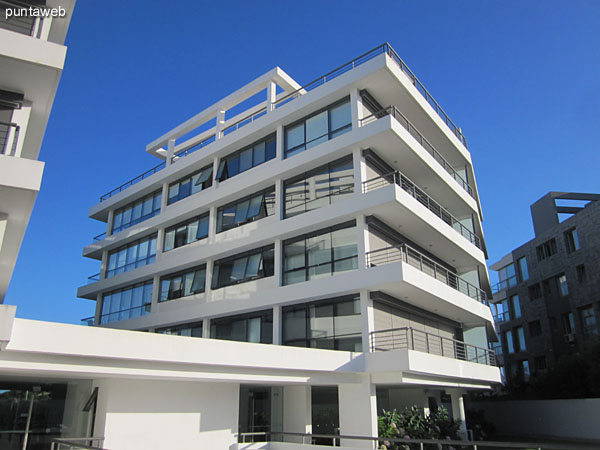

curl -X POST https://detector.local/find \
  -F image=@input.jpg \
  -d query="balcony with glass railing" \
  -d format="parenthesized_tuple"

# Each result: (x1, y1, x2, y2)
(492, 275, 517, 294)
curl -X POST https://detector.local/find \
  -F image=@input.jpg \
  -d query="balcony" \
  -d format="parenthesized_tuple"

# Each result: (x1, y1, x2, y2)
(360, 105, 473, 197)
(363, 170, 480, 249)
(370, 326, 497, 366)
(366, 244, 487, 304)
(492, 275, 517, 294)
(493, 311, 510, 324)
(96, 42, 468, 203)
(0, 121, 19, 156)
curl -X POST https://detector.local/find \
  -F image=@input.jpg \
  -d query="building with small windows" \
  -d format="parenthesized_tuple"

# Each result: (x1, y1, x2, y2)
(489, 192, 600, 384)
(2, 42, 499, 450)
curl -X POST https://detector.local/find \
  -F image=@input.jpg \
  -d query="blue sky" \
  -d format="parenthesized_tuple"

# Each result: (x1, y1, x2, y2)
(7, 1, 600, 323)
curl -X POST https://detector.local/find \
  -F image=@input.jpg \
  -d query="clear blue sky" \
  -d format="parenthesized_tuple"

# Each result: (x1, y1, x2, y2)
(7, 1, 600, 323)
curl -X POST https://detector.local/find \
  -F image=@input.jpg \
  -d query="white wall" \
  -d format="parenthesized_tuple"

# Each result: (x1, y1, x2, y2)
(95, 378, 240, 450)
(469, 398, 600, 441)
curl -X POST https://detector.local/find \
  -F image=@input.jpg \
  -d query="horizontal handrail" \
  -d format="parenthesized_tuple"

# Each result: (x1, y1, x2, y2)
(493, 311, 510, 323)
(172, 134, 216, 161)
(92, 232, 106, 241)
(99, 303, 151, 324)
(99, 161, 165, 202)
(50, 437, 107, 450)
(366, 244, 487, 303)
(81, 316, 94, 326)
(237, 431, 577, 449)
(0, 120, 20, 156)
(360, 105, 473, 197)
(370, 326, 497, 366)
(492, 275, 517, 293)
(222, 106, 267, 136)
(363, 170, 481, 248)
(87, 273, 100, 284)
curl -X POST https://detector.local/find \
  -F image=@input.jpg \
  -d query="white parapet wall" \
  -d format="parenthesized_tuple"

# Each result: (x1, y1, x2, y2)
(468, 399, 600, 442)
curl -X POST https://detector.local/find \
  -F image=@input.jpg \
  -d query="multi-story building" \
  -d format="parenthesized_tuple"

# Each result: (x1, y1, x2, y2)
(1, 41, 499, 450)
(0, 0, 75, 303)
(489, 192, 600, 384)
(73, 42, 498, 444)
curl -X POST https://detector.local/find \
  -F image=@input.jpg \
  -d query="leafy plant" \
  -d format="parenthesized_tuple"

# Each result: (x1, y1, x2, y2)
(378, 406, 461, 450)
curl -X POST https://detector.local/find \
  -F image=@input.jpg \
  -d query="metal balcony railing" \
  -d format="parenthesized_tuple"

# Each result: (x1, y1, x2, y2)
(359, 105, 473, 197)
(492, 275, 517, 293)
(493, 311, 511, 324)
(370, 326, 497, 366)
(50, 437, 106, 450)
(96, 42, 467, 204)
(366, 244, 487, 304)
(87, 273, 100, 284)
(0, 121, 20, 156)
(92, 232, 106, 241)
(363, 170, 481, 249)
(237, 431, 578, 449)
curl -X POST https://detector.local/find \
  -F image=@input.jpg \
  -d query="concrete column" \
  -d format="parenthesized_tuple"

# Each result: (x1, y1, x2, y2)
(208, 206, 217, 244)
(352, 148, 366, 194)
(99, 250, 109, 280)
(272, 305, 281, 345)
(155, 228, 165, 262)
(215, 109, 226, 139)
(338, 376, 377, 448)
(360, 290, 374, 353)
(94, 294, 102, 326)
(166, 138, 175, 166)
(105, 210, 114, 237)
(274, 179, 283, 220)
(449, 389, 467, 437)
(276, 124, 284, 159)
(350, 88, 361, 129)
(274, 239, 282, 286)
(267, 81, 277, 113)
(149, 275, 161, 312)
(38, 16, 52, 40)
(356, 214, 369, 270)
(283, 386, 312, 440)
(202, 319, 210, 338)
(160, 183, 169, 213)
(205, 259, 214, 295)
(212, 156, 220, 189)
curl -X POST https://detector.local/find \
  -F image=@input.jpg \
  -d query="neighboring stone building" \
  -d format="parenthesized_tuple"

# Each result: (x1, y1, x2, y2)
(489, 192, 600, 383)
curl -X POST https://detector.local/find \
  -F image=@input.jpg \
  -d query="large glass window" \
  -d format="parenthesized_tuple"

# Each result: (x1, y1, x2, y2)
(216, 134, 276, 182)
(581, 306, 598, 337)
(517, 256, 529, 281)
(511, 295, 521, 319)
(106, 234, 157, 278)
(210, 310, 273, 344)
(156, 321, 203, 337)
(557, 274, 569, 296)
(284, 156, 354, 218)
(283, 221, 357, 286)
(212, 245, 275, 289)
(160, 265, 206, 301)
(217, 187, 275, 233)
(536, 238, 557, 261)
(100, 280, 153, 324)
(112, 190, 162, 234)
(505, 331, 514, 354)
(498, 263, 517, 289)
(284, 98, 352, 158)
(168, 164, 213, 205)
(516, 327, 526, 351)
(282, 295, 362, 351)
(163, 214, 209, 252)
(564, 228, 580, 253)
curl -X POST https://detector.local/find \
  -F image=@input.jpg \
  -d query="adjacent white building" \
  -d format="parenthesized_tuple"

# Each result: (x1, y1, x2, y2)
(1, 38, 500, 450)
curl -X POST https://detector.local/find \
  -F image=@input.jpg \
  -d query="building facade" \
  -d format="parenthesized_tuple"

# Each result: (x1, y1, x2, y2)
(0, 0, 75, 303)
(0, 41, 499, 450)
(489, 192, 600, 384)
(73, 42, 499, 446)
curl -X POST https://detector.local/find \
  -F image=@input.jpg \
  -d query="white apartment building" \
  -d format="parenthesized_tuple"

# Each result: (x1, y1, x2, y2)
(1, 40, 500, 450)
(0, 0, 75, 303)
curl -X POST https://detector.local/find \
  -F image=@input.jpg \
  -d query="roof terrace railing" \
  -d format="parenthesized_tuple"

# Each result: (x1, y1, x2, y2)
(360, 105, 474, 197)
(366, 244, 487, 304)
(363, 170, 481, 249)
(97, 42, 468, 203)
(370, 326, 497, 366)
